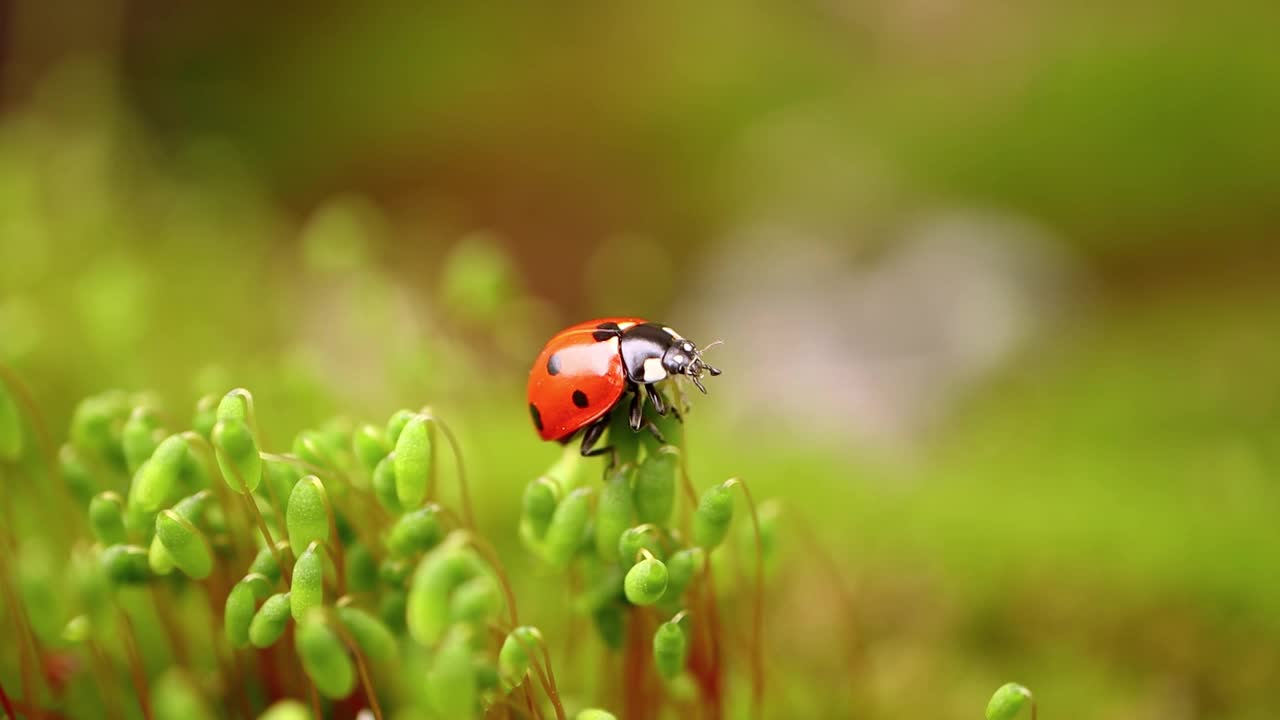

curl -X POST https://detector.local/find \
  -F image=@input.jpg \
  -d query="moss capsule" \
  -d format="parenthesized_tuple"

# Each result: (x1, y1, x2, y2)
(595, 469, 634, 562)
(653, 618, 688, 679)
(617, 526, 663, 565)
(385, 409, 415, 446)
(393, 414, 432, 508)
(296, 611, 357, 699)
(407, 541, 482, 645)
(225, 576, 264, 648)
(89, 491, 127, 545)
(249, 592, 292, 648)
(148, 534, 175, 575)
(258, 700, 310, 720)
(132, 435, 189, 512)
(212, 418, 262, 493)
(634, 446, 678, 524)
(426, 626, 477, 718)
(156, 510, 213, 579)
(291, 542, 325, 621)
(60, 444, 97, 505)
(986, 682, 1035, 720)
(593, 604, 625, 650)
(497, 625, 542, 691)
(521, 477, 560, 540)
(665, 547, 705, 600)
(693, 481, 735, 550)
(352, 423, 389, 475)
(286, 476, 330, 556)
(449, 574, 500, 625)
(336, 605, 398, 663)
(192, 394, 217, 441)
(624, 556, 669, 606)
(121, 407, 161, 475)
(345, 542, 378, 594)
(386, 506, 443, 557)
(248, 544, 282, 583)
(372, 453, 403, 514)
(101, 544, 152, 585)
(544, 487, 592, 568)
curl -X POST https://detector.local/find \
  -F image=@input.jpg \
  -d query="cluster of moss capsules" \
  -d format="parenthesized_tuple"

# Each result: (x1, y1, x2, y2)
(49, 386, 603, 719)
(517, 388, 775, 720)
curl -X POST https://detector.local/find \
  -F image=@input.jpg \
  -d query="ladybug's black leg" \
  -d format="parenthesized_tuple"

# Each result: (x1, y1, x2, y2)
(642, 419, 666, 444)
(579, 414, 613, 460)
(644, 383, 667, 416)
(628, 385, 645, 431)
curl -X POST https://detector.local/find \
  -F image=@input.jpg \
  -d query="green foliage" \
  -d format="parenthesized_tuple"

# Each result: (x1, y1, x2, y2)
(1, 370, 771, 719)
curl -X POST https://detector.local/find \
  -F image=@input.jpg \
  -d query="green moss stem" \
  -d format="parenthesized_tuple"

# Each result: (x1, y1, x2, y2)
(724, 478, 765, 720)
(420, 413, 475, 530)
(116, 604, 154, 720)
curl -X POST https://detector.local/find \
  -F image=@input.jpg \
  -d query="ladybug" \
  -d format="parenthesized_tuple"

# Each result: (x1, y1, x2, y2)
(527, 318, 722, 456)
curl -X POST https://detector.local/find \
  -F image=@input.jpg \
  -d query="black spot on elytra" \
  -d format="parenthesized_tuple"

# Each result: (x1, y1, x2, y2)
(592, 321, 622, 342)
(546, 353, 562, 376)
(572, 390, 589, 408)
(529, 403, 544, 431)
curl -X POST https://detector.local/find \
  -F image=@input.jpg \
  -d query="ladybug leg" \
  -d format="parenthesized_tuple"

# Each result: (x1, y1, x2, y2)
(628, 385, 645, 431)
(642, 419, 667, 444)
(579, 414, 613, 459)
(644, 383, 667, 416)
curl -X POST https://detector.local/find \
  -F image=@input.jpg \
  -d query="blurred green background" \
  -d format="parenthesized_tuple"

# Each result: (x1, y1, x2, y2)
(3, 1, 1280, 718)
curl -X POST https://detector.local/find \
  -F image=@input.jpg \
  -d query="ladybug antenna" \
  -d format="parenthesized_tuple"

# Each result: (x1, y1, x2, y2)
(700, 339, 724, 354)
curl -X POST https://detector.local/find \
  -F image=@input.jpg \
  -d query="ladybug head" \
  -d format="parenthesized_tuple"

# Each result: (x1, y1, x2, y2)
(662, 339, 723, 394)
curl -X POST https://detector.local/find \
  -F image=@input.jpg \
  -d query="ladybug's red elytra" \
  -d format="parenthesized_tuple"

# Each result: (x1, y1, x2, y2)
(527, 318, 722, 456)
